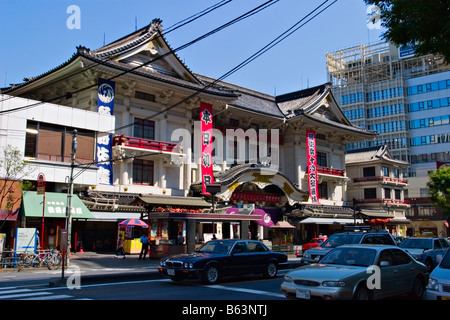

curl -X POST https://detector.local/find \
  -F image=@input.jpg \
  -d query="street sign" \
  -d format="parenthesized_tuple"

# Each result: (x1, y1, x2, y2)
(37, 172, 46, 195)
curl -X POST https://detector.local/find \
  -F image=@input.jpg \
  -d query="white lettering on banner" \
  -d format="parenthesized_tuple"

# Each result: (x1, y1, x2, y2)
(306, 130, 320, 204)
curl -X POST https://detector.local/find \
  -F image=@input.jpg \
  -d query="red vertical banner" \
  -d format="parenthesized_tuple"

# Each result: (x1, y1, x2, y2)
(306, 130, 320, 204)
(200, 102, 214, 194)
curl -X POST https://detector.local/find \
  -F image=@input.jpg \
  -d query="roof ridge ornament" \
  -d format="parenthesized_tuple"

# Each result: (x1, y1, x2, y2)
(76, 45, 90, 54)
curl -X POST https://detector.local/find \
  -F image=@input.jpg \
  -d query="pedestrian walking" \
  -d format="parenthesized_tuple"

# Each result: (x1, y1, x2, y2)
(139, 232, 149, 260)
(177, 232, 184, 245)
(115, 234, 126, 259)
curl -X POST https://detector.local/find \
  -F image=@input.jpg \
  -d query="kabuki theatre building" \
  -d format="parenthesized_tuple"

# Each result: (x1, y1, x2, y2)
(0, 19, 377, 254)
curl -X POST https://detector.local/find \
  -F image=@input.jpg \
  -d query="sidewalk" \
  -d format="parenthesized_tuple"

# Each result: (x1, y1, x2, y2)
(2, 251, 303, 286)
(69, 251, 160, 270)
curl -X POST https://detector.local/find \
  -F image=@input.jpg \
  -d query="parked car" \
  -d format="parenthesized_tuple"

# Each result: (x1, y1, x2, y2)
(399, 237, 450, 271)
(297, 236, 328, 257)
(302, 230, 396, 264)
(425, 248, 450, 300)
(281, 245, 429, 300)
(158, 239, 288, 284)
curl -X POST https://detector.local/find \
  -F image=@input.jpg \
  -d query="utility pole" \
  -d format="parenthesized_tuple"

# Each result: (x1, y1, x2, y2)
(65, 129, 77, 266)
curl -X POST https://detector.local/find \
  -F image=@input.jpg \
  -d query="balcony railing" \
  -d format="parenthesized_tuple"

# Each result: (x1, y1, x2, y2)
(357, 198, 409, 206)
(112, 135, 178, 153)
(317, 166, 345, 177)
(353, 176, 408, 184)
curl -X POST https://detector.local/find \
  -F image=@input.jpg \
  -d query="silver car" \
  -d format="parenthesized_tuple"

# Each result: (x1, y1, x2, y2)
(425, 249, 450, 300)
(281, 245, 429, 300)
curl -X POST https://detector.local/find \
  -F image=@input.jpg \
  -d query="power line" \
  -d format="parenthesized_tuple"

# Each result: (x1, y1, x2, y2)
(114, 0, 338, 132)
(165, 0, 233, 34)
(0, 0, 276, 115)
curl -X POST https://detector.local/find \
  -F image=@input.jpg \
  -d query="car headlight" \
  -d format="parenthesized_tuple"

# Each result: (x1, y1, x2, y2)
(303, 252, 310, 258)
(160, 259, 166, 267)
(184, 262, 194, 269)
(284, 275, 293, 283)
(322, 281, 346, 287)
(427, 278, 439, 291)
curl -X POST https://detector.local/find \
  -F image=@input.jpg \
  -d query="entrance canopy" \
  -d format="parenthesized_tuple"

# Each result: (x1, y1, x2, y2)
(22, 191, 94, 219)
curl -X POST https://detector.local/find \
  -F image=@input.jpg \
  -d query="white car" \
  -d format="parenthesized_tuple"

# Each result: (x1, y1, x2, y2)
(425, 249, 450, 300)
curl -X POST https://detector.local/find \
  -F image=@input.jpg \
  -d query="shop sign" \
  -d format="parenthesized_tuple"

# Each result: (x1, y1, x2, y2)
(306, 130, 320, 204)
(14, 228, 37, 253)
(230, 192, 281, 203)
(200, 102, 214, 194)
(97, 78, 115, 185)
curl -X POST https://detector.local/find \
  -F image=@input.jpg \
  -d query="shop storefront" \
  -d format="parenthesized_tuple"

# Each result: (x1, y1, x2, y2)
(21, 191, 94, 250)
(146, 211, 261, 257)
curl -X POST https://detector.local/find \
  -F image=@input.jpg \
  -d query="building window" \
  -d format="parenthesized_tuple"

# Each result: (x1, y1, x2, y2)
(24, 122, 95, 164)
(420, 188, 429, 197)
(382, 166, 390, 176)
(134, 118, 155, 140)
(364, 188, 377, 199)
(384, 188, 391, 199)
(133, 159, 154, 185)
(318, 181, 328, 199)
(25, 121, 38, 158)
(317, 152, 327, 167)
(135, 91, 155, 102)
(363, 167, 376, 177)
(394, 189, 401, 200)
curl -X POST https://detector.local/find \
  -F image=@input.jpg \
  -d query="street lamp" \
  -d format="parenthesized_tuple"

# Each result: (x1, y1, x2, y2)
(205, 183, 221, 213)
(65, 130, 77, 264)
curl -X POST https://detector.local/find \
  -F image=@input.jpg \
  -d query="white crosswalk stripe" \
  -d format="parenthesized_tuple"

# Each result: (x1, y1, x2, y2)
(0, 286, 87, 300)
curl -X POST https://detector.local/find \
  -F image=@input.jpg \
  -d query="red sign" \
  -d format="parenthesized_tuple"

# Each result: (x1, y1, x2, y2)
(37, 172, 46, 195)
(200, 102, 214, 194)
(306, 130, 320, 204)
(230, 192, 281, 203)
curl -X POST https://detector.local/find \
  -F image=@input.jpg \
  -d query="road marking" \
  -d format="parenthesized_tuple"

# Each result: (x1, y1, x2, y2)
(207, 285, 285, 298)
(0, 291, 53, 299)
(20, 294, 74, 300)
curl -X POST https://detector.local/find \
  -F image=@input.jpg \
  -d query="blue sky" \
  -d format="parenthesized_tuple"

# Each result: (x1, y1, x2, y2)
(0, 0, 384, 96)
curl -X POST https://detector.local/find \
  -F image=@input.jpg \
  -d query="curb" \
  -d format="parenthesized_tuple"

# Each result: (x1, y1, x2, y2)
(49, 269, 162, 287)
(48, 260, 303, 287)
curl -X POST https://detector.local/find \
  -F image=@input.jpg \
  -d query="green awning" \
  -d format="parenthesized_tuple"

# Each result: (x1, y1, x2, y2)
(22, 191, 94, 219)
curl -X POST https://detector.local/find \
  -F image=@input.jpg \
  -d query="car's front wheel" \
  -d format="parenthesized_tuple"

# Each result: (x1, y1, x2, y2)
(202, 264, 220, 284)
(353, 284, 372, 300)
(263, 261, 278, 279)
(409, 276, 425, 300)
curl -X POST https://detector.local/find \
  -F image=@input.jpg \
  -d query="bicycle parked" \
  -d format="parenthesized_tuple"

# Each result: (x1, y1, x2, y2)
(22, 249, 62, 270)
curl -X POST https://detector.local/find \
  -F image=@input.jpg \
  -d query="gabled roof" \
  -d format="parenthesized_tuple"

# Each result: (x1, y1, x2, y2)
(346, 145, 409, 167)
(2, 19, 236, 99)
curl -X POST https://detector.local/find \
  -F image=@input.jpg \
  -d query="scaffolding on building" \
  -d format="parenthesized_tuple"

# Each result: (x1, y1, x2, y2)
(326, 41, 450, 164)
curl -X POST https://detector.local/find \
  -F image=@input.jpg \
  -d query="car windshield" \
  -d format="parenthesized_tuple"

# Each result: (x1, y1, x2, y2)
(320, 247, 377, 267)
(321, 234, 362, 248)
(440, 250, 450, 269)
(400, 238, 432, 250)
(197, 240, 234, 254)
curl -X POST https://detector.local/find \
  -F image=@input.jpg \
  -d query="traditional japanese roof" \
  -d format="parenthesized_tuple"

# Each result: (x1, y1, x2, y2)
(2, 19, 237, 100)
(346, 145, 409, 167)
(1, 19, 375, 140)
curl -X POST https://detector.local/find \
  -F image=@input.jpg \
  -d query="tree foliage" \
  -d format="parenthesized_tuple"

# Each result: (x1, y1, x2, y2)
(365, 0, 450, 63)
(0, 145, 34, 230)
(427, 166, 450, 218)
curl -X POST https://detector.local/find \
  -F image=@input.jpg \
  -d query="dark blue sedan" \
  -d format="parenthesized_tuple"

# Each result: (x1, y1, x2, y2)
(158, 239, 288, 284)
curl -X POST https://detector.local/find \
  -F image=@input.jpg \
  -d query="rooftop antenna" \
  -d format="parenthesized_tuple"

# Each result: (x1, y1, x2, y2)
(103, 32, 106, 46)
(135, 17, 138, 31)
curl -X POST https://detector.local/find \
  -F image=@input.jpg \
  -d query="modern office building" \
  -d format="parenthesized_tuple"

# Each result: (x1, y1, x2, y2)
(327, 40, 450, 236)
